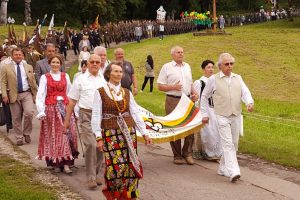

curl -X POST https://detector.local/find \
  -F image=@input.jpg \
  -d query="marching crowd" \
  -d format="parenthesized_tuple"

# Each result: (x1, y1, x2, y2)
(0, 40, 254, 199)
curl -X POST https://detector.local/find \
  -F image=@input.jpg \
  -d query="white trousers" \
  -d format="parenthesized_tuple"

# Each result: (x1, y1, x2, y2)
(216, 114, 241, 177)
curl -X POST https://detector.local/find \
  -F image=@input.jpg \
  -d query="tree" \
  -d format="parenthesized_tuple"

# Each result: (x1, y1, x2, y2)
(24, 0, 32, 24)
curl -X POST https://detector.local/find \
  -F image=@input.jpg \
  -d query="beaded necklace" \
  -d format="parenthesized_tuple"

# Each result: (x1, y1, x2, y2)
(107, 83, 127, 113)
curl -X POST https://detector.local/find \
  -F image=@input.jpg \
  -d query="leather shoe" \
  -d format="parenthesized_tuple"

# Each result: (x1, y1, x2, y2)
(184, 156, 194, 165)
(87, 180, 98, 189)
(16, 141, 23, 146)
(230, 174, 241, 182)
(173, 158, 185, 165)
(24, 135, 31, 143)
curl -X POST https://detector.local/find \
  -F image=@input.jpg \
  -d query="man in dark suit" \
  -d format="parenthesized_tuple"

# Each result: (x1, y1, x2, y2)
(35, 43, 65, 84)
(1, 48, 37, 145)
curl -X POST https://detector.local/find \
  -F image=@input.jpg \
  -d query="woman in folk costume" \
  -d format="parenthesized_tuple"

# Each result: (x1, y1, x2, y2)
(36, 54, 78, 174)
(192, 60, 221, 160)
(91, 62, 152, 200)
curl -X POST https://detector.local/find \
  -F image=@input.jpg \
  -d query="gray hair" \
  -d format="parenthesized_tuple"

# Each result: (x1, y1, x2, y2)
(94, 46, 107, 55)
(46, 43, 55, 50)
(217, 53, 235, 67)
(171, 45, 183, 55)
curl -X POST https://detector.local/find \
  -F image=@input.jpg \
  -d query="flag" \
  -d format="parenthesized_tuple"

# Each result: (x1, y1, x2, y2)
(92, 14, 99, 29)
(22, 22, 30, 45)
(48, 14, 54, 31)
(136, 94, 203, 143)
(63, 21, 71, 46)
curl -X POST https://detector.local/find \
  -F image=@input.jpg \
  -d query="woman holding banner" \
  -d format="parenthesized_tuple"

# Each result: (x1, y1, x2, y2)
(192, 60, 221, 161)
(91, 61, 152, 200)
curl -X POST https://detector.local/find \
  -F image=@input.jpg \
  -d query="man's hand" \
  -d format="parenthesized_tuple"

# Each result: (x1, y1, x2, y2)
(247, 103, 254, 112)
(143, 135, 153, 145)
(202, 117, 209, 124)
(63, 120, 70, 134)
(133, 87, 138, 96)
(2, 96, 9, 104)
(173, 81, 182, 91)
(97, 140, 104, 151)
(190, 93, 198, 102)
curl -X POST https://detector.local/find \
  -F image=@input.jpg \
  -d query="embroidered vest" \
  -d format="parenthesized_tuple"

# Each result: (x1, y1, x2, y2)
(45, 73, 69, 105)
(99, 87, 135, 129)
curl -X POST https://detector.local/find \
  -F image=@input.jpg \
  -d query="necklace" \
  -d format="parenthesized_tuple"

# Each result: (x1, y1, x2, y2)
(107, 83, 127, 113)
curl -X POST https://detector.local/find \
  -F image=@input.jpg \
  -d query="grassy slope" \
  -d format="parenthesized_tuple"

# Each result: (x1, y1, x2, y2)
(105, 19, 300, 168)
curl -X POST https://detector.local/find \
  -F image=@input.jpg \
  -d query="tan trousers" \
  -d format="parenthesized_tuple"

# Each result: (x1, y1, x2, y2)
(165, 96, 194, 159)
(9, 92, 34, 142)
(79, 110, 103, 181)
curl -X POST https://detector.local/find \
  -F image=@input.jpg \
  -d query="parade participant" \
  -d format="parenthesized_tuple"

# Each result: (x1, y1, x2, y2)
(36, 43, 66, 85)
(59, 36, 68, 60)
(36, 54, 78, 174)
(24, 44, 40, 71)
(134, 23, 143, 43)
(201, 53, 254, 182)
(91, 61, 152, 200)
(70, 30, 80, 55)
(146, 21, 154, 38)
(94, 46, 110, 74)
(79, 35, 91, 51)
(1, 47, 37, 145)
(192, 60, 221, 161)
(78, 46, 90, 71)
(114, 48, 138, 95)
(73, 60, 88, 83)
(64, 54, 105, 189)
(141, 55, 155, 93)
(157, 46, 198, 165)
(159, 23, 165, 40)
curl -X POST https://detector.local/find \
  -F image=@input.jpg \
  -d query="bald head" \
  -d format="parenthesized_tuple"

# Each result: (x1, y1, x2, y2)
(114, 48, 124, 62)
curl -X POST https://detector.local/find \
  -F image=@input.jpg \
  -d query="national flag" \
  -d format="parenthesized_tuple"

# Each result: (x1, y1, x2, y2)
(92, 14, 99, 29)
(22, 22, 30, 45)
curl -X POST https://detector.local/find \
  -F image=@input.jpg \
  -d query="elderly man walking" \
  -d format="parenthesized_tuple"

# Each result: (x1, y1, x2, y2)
(64, 54, 106, 189)
(157, 46, 198, 165)
(93, 46, 110, 74)
(201, 53, 254, 182)
(1, 48, 37, 145)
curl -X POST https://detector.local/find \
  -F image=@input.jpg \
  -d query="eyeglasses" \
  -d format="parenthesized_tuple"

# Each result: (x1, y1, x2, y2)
(89, 61, 101, 64)
(224, 62, 234, 66)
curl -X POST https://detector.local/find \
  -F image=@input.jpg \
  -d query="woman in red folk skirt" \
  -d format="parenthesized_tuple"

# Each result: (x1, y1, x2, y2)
(36, 54, 78, 174)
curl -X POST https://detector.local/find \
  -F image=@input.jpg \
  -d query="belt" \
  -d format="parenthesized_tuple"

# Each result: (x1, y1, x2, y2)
(18, 89, 31, 94)
(79, 108, 92, 113)
(167, 94, 190, 99)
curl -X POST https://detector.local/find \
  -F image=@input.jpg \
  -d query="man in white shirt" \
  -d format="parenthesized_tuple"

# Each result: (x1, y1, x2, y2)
(64, 54, 106, 189)
(157, 46, 198, 165)
(201, 53, 254, 182)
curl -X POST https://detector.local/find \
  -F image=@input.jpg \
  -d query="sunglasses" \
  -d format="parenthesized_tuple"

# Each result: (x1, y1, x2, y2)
(90, 61, 101, 64)
(224, 62, 234, 66)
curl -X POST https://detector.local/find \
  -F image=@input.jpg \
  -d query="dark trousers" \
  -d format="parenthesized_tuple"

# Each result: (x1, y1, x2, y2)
(141, 76, 154, 92)
(159, 31, 164, 40)
(73, 45, 79, 55)
(165, 96, 194, 159)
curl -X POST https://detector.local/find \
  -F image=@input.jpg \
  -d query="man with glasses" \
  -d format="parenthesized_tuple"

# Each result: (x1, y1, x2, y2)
(201, 53, 254, 182)
(64, 54, 106, 189)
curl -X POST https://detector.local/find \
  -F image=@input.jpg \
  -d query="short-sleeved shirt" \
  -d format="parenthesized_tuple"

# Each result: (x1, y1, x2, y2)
(157, 60, 193, 96)
(121, 60, 134, 90)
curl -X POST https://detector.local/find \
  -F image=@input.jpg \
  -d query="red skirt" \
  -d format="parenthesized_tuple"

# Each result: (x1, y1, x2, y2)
(37, 104, 78, 166)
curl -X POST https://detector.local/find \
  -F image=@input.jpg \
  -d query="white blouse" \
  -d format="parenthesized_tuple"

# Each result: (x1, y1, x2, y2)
(91, 82, 147, 139)
(36, 71, 72, 119)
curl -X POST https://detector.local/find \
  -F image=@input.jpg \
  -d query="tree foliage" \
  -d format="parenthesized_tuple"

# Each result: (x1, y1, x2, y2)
(6, 0, 299, 27)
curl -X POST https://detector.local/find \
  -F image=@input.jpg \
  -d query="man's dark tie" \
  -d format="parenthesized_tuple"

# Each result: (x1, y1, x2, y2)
(16, 63, 23, 92)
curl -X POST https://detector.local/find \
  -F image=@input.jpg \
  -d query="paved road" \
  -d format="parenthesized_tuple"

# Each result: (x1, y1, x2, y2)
(1, 115, 300, 200)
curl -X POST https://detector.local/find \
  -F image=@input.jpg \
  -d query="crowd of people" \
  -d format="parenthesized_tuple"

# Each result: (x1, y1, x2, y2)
(0, 38, 255, 198)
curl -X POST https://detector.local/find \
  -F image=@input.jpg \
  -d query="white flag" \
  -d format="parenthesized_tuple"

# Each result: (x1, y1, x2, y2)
(48, 14, 54, 31)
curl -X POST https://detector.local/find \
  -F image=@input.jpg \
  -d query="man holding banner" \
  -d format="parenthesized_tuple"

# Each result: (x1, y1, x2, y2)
(157, 46, 198, 165)
(201, 53, 254, 182)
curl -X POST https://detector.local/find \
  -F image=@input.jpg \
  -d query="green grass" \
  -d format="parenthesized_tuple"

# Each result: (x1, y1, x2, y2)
(107, 18, 300, 168)
(0, 154, 56, 200)
(69, 19, 300, 168)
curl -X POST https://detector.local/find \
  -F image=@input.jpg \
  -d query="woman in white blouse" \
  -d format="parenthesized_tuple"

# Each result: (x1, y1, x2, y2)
(91, 61, 152, 200)
(78, 46, 90, 71)
(36, 54, 78, 174)
(192, 60, 221, 161)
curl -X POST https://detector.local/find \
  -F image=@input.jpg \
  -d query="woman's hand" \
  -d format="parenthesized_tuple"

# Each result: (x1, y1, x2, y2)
(143, 135, 153, 145)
